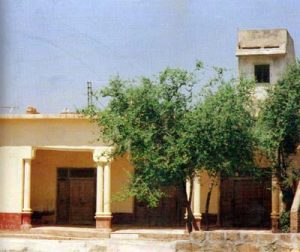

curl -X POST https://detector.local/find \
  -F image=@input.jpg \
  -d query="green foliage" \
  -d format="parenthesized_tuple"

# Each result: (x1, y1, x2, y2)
(84, 66, 202, 208)
(256, 60, 300, 206)
(279, 210, 290, 233)
(256, 61, 300, 160)
(79, 59, 300, 231)
(193, 73, 256, 178)
(81, 63, 256, 232)
(190, 70, 256, 229)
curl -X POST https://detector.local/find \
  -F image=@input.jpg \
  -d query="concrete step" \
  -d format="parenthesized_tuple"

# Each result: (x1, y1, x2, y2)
(110, 233, 139, 239)
(1, 227, 189, 241)
(28, 227, 110, 239)
(0, 237, 177, 252)
(110, 232, 189, 241)
(0, 232, 87, 240)
(139, 233, 189, 241)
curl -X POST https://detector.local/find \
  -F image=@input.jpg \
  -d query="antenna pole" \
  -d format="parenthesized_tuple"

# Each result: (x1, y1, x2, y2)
(0, 106, 18, 113)
(87, 81, 93, 107)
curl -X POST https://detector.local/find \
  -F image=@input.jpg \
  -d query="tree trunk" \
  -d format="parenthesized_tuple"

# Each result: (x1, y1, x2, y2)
(205, 179, 215, 231)
(182, 179, 199, 233)
(276, 144, 295, 211)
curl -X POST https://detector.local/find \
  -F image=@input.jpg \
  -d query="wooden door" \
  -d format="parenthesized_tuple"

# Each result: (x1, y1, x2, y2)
(220, 177, 271, 228)
(134, 187, 185, 227)
(56, 168, 96, 225)
(69, 179, 95, 225)
(56, 180, 70, 224)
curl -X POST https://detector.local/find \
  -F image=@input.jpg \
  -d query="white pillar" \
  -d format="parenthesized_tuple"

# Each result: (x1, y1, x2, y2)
(193, 175, 201, 216)
(93, 147, 113, 229)
(186, 179, 191, 202)
(185, 179, 192, 218)
(103, 162, 111, 214)
(96, 163, 104, 216)
(23, 159, 32, 212)
(271, 174, 280, 232)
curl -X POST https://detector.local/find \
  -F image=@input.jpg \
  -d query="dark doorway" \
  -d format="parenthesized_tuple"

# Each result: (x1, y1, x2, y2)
(56, 168, 96, 225)
(220, 177, 271, 228)
(134, 187, 185, 227)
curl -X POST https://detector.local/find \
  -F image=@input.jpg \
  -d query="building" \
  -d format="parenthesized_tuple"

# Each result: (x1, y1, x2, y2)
(0, 109, 220, 230)
(0, 111, 137, 230)
(236, 28, 297, 232)
(0, 28, 297, 231)
(236, 29, 296, 99)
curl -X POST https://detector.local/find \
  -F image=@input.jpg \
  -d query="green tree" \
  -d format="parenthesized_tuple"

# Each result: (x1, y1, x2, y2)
(81, 64, 256, 232)
(191, 70, 256, 230)
(84, 65, 203, 232)
(256, 60, 300, 210)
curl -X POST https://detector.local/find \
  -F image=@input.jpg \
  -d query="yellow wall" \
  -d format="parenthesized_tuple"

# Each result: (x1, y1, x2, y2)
(31, 150, 217, 217)
(31, 150, 134, 222)
(0, 117, 218, 218)
(111, 156, 134, 213)
(198, 147, 300, 217)
(0, 146, 33, 212)
(0, 145, 219, 216)
(31, 150, 94, 213)
(0, 118, 103, 147)
(200, 171, 220, 215)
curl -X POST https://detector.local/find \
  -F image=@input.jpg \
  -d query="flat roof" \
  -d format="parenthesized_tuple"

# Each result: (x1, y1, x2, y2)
(236, 29, 290, 56)
(0, 113, 88, 120)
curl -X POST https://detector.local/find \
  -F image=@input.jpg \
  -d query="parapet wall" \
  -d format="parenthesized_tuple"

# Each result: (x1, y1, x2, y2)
(176, 231, 300, 252)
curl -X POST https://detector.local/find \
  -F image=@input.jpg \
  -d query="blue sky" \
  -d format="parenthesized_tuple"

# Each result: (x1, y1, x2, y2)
(1, 0, 300, 113)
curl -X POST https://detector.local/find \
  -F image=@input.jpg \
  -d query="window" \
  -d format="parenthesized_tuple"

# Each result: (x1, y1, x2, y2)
(255, 65, 270, 83)
(57, 168, 95, 179)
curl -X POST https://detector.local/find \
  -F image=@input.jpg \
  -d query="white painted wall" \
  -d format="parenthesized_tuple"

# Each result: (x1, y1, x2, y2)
(0, 146, 33, 212)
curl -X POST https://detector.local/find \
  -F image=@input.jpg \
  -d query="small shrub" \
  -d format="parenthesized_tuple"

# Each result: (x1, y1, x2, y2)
(279, 211, 290, 232)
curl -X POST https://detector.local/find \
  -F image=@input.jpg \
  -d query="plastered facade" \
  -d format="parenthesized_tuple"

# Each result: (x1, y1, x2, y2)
(0, 114, 219, 229)
(30, 150, 134, 223)
(2, 28, 295, 230)
(0, 147, 33, 213)
(0, 115, 103, 147)
(237, 29, 296, 99)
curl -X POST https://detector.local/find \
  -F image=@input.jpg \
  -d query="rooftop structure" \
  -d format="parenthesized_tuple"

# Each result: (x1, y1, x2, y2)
(236, 29, 296, 99)
(236, 29, 295, 56)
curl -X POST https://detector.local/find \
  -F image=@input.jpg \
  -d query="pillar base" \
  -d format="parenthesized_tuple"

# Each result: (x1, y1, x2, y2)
(184, 215, 202, 231)
(271, 214, 279, 233)
(194, 216, 202, 231)
(95, 215, 112, 230)
(21, 212, 32, 230)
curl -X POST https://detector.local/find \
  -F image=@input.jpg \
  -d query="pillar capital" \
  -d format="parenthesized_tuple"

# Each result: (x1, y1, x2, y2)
(31, 147, 36, 160)
(93, 147, 114, 163)
(22, 147, 36, 160)
(23, 158, 31, 163)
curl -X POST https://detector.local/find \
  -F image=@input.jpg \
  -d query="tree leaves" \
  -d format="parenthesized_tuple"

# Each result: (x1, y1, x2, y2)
(256, 60, 300, 204)
(193, 75, 256, 177)
(81, 64, 257, 209)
